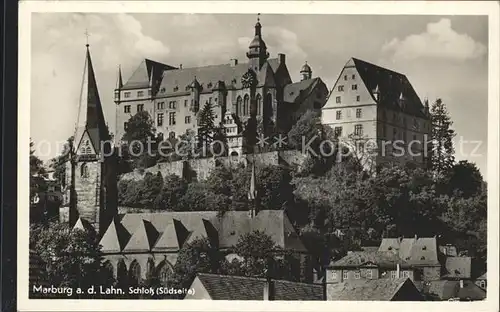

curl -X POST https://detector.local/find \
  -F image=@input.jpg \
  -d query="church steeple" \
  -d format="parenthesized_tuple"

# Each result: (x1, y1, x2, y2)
(247, 13, 269, 72)
(73, 43, 110, 156)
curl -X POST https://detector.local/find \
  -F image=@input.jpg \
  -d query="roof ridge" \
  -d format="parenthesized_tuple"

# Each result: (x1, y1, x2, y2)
(351, 57, 407, 77)
(197, 273, 322, 287)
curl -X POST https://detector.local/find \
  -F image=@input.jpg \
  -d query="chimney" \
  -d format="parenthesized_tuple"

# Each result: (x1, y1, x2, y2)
(263, 277, 275, 300)
(414, 234, 417, 240)
(230, 59, 238, 67)
(396, 263, 400, 278)
(460, 280, 464, 289)
(278, 53, 286, 64)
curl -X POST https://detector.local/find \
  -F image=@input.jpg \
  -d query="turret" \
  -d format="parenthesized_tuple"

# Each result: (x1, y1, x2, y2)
(300, 61, 312, 81)
(114, 65, 123, 103)
(246, 14, 269, 73)
(189, 76, 202, 113)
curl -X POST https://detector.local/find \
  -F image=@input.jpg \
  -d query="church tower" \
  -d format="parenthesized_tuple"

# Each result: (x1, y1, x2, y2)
(246, 14, 269, 73)
(67, 43, 117, 236)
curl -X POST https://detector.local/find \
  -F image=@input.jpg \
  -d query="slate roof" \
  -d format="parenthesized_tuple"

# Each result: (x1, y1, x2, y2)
(99, 210, 308, 254)
(155, 59, 280, 97)
(378, 237, 440, 266)
(345, 58, 427, 118)
(122, 59, 176, 90)
(283, 78, 321, 104)
(193, 273, 323, 300)
(327, 278, 417, 301)
(443, 257, 471, 279)
(416, 280, 486, 301)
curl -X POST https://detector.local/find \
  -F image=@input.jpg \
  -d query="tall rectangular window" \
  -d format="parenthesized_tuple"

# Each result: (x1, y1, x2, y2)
(366, 270, 373, 279)
(352, 84, 358, 90)
(124, 92, 131, 98)
(137, 91, 144, 97)
(124, 105, 131, 113)
(124, 122, 128, 131)
(391, 271, 398, 279)
(354, 271, 361, 279)
(344, 75, 348, 80)
(336, 110, 342, 120)
(338, 85, 344, 92)
(356, 95, 360, 102)
(185, 116, 191, 124)
(354, 124, 363, 136)
(157, 113, 164, 126)
(169, 112, 176, 125)
(334, 127, 343, 137)
(336, 96, 341, 104)
(356, 108, 362, 118)
(137, 104, 144, 112)
(352, 74, 356, 79)
(343, 271, 348, 280)
(184, 99, 188, 107)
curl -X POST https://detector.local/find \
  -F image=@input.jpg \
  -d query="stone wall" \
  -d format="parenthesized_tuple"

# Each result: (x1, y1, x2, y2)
(120, 150, 307, 182)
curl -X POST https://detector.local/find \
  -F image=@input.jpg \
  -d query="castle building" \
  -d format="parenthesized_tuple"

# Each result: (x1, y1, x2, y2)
(63, 21, 317, 285)
(114, 17, 329, 152)
(321, 58, 431, 168)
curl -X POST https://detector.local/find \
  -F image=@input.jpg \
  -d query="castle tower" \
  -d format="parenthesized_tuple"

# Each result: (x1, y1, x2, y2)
(246, 14, 269, 73)
(300, 61, 312, 81)
(67, 43, 117, 236)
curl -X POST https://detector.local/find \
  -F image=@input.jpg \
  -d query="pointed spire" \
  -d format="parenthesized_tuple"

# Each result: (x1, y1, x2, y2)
(116, 65, 123, 89)
(73, 44, 110, 156)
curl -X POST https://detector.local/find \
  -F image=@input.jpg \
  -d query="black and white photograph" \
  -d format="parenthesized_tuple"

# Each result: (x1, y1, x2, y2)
(20, 1, 499, 310)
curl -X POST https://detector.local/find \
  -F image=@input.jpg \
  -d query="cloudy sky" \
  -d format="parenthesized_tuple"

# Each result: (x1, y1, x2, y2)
(30, 13, 488, 174)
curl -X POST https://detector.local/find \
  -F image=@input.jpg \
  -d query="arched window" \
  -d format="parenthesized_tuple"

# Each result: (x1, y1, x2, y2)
(129, 260, 141, 286)
(264, 93, 273, 119)
(243, 94, 250, 116)
(146, 258, 155, 281)
(80, 163, 89, 178)
(156, 261, 172, 285)
(256, 94, 262, 116)
(116, 260, 128, 287)
(236, 96, 242, 116)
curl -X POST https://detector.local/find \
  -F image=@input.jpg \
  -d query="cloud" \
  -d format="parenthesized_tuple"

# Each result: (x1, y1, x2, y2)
(238, 26, 307, 59)
(382, 18, 487, 61)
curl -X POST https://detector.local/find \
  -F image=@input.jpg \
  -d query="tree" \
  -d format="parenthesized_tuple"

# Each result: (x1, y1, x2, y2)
(205, 166, 233, 196)
(137, 172, 163, 208)
(30, 139, 47, 201)
(177, 129, 203, 160)
(165, 238, 225, 298)
(446, 160, 483, 198)
(233, 231, 277, 278)
(180, 182, 231, 213)
(287, 110, 321, 151)
(153, 174, 188, 210)
(429, 99, 456, 175)
(49, 136, 73, 187)
(197, 101, 216, 148)
(257, 165, 295, 211)
(29, 222, 114, 298)
(121, 111, 157, 168)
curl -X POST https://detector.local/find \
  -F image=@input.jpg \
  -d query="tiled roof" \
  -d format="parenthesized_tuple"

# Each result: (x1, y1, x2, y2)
(330, 251, 410, 269)
(378, 237, 440, 266)
(417, 280, 486, 301)
(192, 273, 323, 300)
(283, 78, 320, 104)
(100, 210, 307, 254)
(361, 246, 380, 252)
(348, 58, 427, 118)
(444, 257, 471, 279)
(327, 278, 416, 301)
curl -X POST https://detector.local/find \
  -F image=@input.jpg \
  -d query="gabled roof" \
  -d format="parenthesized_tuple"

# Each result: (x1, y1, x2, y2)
(99, 210, 307, 254)
(122, 59, 175, 90)
(283, 78, 322, 104)
(444, 257, 471, 279)
(417, 280, 486, 301)
(192, 273, 323, 300)
(348, 58, 427, 118)
(73, 217, 94, 233)
(327, 278, 419, 301)
(378, 237, 440, 266)
(99, 217, 131, 253)
(123, 220, 159, 252)
(330, 251, 409, 269)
